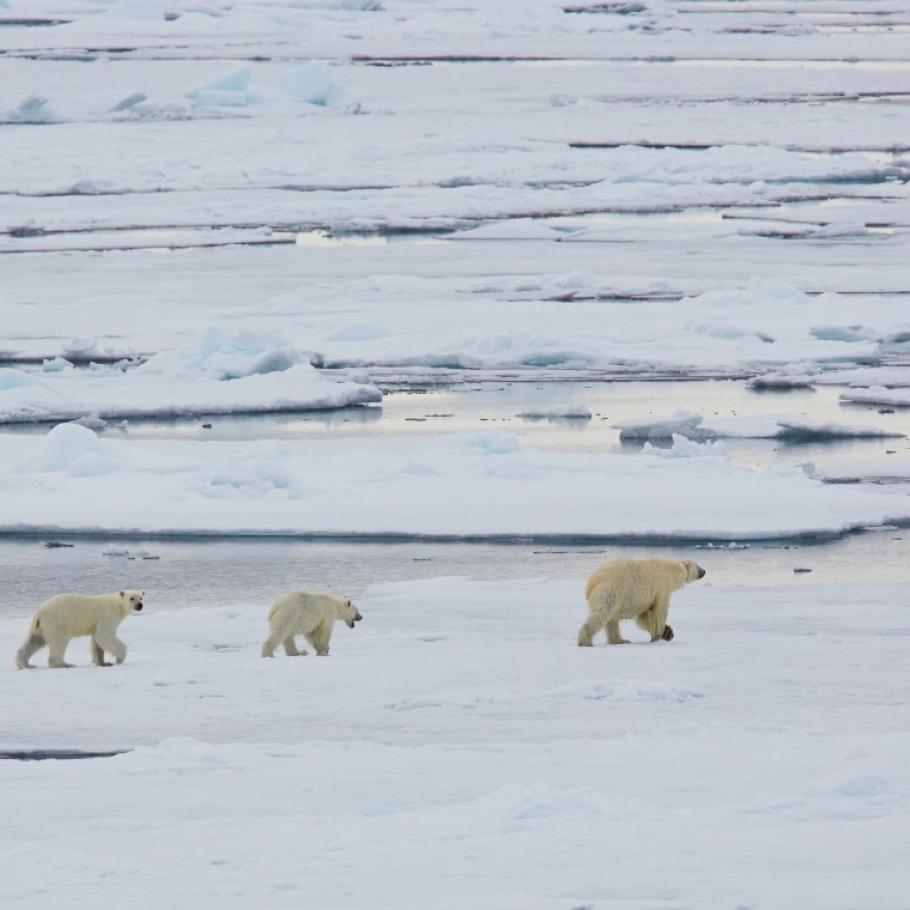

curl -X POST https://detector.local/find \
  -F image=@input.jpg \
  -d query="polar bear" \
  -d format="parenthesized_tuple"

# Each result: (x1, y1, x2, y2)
(577, 558, 705, 647)
(16, 590, 145, 669)
(261, 591, 362, 658)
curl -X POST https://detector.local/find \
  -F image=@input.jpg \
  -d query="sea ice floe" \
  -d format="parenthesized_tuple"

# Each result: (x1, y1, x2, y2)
(618, 411, 903, 442)
(840, 387, 910, 408)
(0, 427, 906, 540)
(0, 331, 380, 424)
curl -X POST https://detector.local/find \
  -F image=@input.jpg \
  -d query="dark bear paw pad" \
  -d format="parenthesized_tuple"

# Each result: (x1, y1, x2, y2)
(662, 625, 674, 641)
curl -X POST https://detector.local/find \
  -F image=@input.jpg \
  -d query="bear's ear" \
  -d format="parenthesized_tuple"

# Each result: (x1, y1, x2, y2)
(119, 590, 125, 598)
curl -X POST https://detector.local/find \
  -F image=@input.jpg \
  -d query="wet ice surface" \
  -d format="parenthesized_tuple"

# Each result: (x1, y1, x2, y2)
(4, 378, 906, 474)
(4, 1, 910, 908)
(2, 531, 910, 622)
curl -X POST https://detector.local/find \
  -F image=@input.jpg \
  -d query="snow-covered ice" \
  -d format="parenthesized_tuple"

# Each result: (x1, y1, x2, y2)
(0, 423, 906, 540)
(3, 5, 910, 381)
(1, 576, 909, 909)
(0, 331, 380, 423)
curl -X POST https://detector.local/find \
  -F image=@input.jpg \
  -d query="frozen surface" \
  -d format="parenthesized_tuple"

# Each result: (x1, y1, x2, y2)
(0, 424, 906, 540)
(1, 576, 909, 909)
(2, 3, 910, 380)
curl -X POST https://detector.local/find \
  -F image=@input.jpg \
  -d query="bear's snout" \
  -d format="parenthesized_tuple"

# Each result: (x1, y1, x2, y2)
(697, 568, 706, 579)
(134, 603, 143, 612)
(354, 611, 363, 622)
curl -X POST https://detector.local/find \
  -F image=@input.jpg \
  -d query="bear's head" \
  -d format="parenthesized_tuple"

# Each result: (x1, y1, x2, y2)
(119, 590, 145, 614)
(681, 561, 706, 583)
(340, 597, 363, 629)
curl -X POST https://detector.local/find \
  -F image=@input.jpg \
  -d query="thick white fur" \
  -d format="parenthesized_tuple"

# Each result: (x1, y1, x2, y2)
(16, 590, 144, 669)
(261, 592, 362, 658)
(578, 558, 704, 647)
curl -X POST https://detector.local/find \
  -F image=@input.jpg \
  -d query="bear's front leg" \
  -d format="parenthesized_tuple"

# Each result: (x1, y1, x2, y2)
(91, 638, 112, 667)
(305, 623, 332, 656)
(634, 607, 656, 639)
(283, 636, 308, 657)
(649, 596, 670, 642)
(94, 629, 127, 664)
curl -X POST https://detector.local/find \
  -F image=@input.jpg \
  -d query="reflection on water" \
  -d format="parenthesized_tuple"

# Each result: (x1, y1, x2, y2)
(295, 230, 446, 248)
(296, 231, 388, 248)
(1, 380, 907, 474)
(7, 379, 899, 475)
(0, 532, 908, 620)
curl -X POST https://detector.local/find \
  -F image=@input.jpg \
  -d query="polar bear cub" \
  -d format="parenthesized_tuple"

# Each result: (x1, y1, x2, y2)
(578, 558, 705, 647)
(16, 590, 145, 669)
(261, 591, 362, 658)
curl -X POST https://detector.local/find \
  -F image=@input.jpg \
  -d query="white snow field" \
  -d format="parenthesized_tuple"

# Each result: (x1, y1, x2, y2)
(0, 422, 906, 540)
(2, 577, 909, 909)
(3, 1, 910, 385)
(3, 1, 910, 908)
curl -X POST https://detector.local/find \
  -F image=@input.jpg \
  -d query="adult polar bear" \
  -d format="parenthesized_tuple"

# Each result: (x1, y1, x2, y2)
(16, 590, 144, 669)
(261, 591, 362, 658)
(578, 558, 705, 647)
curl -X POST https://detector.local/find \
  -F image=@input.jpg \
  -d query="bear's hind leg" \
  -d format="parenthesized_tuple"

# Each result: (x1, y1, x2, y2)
(262, 609, 299, 658)
(606, 620, 630, 645)
(579, 588, 613, 646)
(261, 631, 281, 658)
(16, 632, 45, 669)
(46, 634, 74, 668)
(283, 636, 308, 657)
(577, 613, 604, 647)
